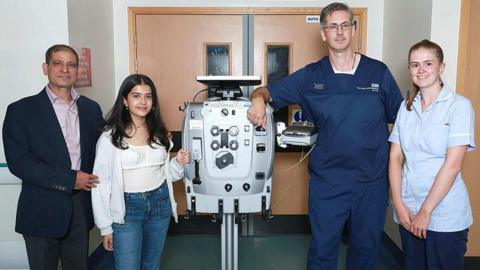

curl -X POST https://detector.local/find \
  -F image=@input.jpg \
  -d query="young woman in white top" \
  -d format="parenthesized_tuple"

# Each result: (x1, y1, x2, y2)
(389, 39, 475, 270)
(91, 74, 190, 270)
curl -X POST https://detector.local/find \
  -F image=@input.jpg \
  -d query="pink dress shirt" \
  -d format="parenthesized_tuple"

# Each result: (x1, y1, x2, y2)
(46, 86, 81, 170)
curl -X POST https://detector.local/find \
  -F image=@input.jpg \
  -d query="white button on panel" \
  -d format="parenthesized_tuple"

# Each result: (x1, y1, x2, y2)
(229, 126, 239, 136)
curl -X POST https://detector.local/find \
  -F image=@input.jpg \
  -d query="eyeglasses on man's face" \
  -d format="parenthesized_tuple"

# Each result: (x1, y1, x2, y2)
(322, 22, 354, 32)
(49, 60, 78, 70)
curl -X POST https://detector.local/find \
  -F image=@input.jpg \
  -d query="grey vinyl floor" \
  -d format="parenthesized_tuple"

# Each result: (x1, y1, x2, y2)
(160, 235, 402, 270)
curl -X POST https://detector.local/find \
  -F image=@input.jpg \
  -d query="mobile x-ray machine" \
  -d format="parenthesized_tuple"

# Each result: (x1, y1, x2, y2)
(181, 76, 275, 270)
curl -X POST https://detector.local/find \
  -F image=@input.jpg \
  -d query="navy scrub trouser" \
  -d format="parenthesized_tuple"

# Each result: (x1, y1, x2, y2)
(307, 179, 388, 270)
(399, 226, 468, 270)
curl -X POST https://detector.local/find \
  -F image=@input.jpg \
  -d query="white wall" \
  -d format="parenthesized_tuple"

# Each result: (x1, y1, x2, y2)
(0, 0, 70, 234)
(383, 0, 432, 96)
(382, 1, 461, 94)
(0, 0, 69, 164)
(67, 0, 116, 253)
(112, 0, 385, 90)
(67, 0, 116, 114)
(0, 1, 69, 267)
(430, 0, 461, 88)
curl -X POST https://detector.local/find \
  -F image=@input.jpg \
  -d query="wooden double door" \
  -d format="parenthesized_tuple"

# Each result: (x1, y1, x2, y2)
(129, 7, 366, 230)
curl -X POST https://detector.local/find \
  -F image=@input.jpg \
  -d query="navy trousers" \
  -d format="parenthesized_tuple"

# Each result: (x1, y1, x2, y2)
(400, 226, 468, 270)
(307, 179, 388, 270)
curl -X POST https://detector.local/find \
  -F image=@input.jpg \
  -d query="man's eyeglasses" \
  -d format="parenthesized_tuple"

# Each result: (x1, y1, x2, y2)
(50, 60, 78, 70)
(322, 22, 354, 32)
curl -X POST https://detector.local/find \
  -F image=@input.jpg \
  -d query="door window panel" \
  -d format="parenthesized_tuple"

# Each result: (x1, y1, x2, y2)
(205, 43, 231, 76)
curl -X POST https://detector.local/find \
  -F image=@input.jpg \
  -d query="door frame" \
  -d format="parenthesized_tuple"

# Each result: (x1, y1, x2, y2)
(456, 0, 480, 257)
(128, 7, 368, 73)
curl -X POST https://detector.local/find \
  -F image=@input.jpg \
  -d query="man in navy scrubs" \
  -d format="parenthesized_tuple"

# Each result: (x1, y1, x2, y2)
(247, 3, 403, 270)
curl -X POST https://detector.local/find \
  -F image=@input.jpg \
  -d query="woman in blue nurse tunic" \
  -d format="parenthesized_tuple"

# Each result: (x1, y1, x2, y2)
(388, 39, 475, 270)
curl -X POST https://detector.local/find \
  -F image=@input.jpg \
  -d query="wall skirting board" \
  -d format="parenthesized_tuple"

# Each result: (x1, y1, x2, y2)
(465, 257, 480, 269)
(0, 168, 26, 269)
(0, 240, 28, 269)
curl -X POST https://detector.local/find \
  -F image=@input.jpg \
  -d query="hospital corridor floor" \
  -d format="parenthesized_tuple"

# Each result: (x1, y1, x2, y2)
(89, 234, 403, 270)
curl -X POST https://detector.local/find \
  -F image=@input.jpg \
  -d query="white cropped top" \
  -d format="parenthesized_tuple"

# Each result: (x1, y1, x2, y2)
(121, 144, 167, 192)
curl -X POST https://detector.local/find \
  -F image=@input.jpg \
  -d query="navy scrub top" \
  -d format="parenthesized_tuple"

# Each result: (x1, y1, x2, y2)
(268, 55, 403, 186)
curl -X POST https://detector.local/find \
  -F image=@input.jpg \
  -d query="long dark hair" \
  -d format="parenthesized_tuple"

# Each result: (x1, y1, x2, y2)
(104, 74, 170, 150)
(406, 39, 444, 111)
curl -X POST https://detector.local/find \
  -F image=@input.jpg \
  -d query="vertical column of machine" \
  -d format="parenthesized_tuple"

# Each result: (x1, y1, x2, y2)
(221, 213, 238, 270)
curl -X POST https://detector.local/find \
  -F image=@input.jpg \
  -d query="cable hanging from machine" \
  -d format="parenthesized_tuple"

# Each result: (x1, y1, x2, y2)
(193, 88, 208, 102)
(274, 143, 316, 173)
(178, 88, 209, 111)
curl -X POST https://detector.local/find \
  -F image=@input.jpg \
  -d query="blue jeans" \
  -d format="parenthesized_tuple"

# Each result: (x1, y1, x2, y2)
(112, 181, 172, 270)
